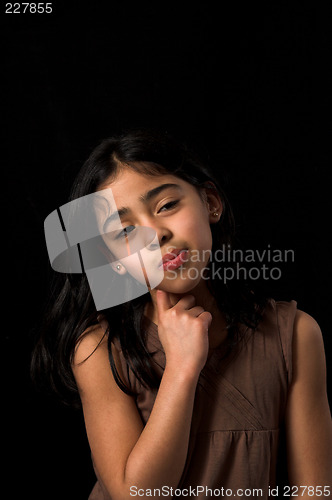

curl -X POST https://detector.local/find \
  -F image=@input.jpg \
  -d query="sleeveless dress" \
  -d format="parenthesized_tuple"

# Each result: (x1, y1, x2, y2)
(89, 298, 297, 499)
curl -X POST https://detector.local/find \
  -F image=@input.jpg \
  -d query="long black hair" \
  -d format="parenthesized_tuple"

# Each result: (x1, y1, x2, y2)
(31, 129, 267, 407)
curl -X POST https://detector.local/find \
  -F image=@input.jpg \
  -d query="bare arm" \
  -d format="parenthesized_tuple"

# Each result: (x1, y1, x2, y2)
(73, 291, 212, 500)
(285, 310, 332, 497)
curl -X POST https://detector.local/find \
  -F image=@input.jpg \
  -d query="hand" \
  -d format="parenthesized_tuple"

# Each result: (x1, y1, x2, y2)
(156, 290, 212, 377)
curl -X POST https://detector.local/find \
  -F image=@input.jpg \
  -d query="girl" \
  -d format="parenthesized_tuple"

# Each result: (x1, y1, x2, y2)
(32, 130, 332, 499)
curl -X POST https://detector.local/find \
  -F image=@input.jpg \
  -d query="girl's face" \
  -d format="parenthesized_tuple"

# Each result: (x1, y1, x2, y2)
(98, 167, 222, 295)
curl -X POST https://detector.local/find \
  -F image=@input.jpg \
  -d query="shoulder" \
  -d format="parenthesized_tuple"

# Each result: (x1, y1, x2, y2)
(293, 309, 322, 340)
(73, 323, 109, 366)
(292, 310, 327, 390)
(72, 323, 127, 400)
(262, 300, 325, 386)
(293, 309, 324, 359)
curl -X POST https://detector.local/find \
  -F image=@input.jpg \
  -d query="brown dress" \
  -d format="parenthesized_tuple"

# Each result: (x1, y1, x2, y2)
(89, 298, 297, 499)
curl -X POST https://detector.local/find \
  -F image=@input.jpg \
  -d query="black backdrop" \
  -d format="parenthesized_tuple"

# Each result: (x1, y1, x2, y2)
(2, 2, 331, 498)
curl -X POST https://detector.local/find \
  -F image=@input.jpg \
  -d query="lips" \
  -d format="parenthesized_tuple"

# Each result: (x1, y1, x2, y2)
(160, 248, 189, 271)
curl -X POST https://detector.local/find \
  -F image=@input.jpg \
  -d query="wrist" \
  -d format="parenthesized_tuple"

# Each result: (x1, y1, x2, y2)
(163, 361, 201, 387)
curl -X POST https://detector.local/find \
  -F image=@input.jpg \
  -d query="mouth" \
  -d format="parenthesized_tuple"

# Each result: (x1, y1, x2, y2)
(159, 248, 189, 271)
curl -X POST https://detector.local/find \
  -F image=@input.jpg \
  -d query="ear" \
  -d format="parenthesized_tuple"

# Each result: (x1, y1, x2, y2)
(201, 182, 223, 223)
(110, 262, 127, 275)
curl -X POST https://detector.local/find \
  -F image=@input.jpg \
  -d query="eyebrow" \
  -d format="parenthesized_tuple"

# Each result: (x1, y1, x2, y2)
(103, 183, 181, 230)
(140, 183, 180, 203)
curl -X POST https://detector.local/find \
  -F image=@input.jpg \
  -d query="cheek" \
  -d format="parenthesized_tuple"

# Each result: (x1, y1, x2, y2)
(179, 207, 212, 248)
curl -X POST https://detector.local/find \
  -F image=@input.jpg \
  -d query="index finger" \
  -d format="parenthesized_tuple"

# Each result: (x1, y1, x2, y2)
(156, 289, 172, 312)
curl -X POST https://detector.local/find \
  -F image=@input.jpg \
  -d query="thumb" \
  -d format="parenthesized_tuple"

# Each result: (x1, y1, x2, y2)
(156, 289, 172, 313)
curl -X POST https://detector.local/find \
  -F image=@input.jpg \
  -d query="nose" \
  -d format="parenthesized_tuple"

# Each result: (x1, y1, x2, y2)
(141, 217, 172, 250)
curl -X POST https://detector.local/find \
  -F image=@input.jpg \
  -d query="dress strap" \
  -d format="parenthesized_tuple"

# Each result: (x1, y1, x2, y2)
(275, 300, 297, 386)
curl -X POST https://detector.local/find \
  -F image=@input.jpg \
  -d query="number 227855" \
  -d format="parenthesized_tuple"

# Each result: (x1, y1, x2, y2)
(5, 3, 52, 14)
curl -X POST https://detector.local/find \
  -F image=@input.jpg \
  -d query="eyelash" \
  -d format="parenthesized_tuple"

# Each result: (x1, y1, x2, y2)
(115, 200, 180, 239)
(157, 200, 179, 213)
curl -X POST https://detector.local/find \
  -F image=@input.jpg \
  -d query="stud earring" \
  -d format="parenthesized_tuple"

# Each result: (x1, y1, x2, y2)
(116, 264, 121, 270)
(210, 207, 220, 217)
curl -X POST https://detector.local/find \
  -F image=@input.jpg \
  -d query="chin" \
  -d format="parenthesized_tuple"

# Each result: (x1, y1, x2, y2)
(159, 274, 204, 294)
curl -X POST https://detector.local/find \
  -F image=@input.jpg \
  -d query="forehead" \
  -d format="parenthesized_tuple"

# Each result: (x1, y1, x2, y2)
(98, 169, 188, 203)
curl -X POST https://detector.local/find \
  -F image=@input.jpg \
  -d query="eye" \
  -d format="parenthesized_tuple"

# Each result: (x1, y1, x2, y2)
(158, 200, 179, 213)
(115, 225, 136, 239)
